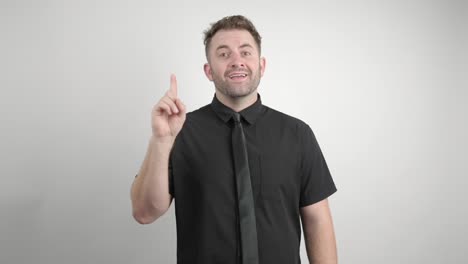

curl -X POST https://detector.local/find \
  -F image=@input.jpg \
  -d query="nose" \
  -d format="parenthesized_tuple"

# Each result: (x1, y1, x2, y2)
(229, 52, 245, 68)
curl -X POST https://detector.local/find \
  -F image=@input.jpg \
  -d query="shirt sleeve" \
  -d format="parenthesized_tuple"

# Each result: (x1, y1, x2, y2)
(168, 151, 175, 197)
(299, 124, 337, 207)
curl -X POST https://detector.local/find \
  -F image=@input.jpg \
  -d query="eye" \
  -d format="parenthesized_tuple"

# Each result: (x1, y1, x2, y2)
(219, 52, 229, 58)
(242, 51, 251, 56)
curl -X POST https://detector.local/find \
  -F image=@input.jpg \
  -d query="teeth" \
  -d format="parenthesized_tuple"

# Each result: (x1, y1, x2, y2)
(229, 74, 247, 78)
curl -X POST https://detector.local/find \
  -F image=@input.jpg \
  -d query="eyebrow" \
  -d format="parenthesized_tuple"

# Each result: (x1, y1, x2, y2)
(215, 43, 254, 51)
(239, 43, 254, 49)
(215, 45, 230, 51)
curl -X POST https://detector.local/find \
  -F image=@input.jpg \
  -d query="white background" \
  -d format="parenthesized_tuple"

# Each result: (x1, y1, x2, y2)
(1, 0, 467, 263)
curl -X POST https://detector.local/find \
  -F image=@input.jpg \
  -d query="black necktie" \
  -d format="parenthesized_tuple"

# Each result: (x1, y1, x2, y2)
(231, 112, 259, 264)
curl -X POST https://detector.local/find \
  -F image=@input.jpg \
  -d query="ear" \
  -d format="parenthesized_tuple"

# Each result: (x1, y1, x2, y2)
(204, 63, 214, 81)
(260, 57, 266, 77)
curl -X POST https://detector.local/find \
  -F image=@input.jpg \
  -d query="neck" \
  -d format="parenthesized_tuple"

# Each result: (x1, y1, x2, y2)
(215, 91, 258, 112)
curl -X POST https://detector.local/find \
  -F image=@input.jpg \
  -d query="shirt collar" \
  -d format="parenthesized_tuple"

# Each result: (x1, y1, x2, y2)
(210, 93, 264, 125)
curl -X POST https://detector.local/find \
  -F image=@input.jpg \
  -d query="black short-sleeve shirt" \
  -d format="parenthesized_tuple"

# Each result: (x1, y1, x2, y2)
(168, 94, 336, 264)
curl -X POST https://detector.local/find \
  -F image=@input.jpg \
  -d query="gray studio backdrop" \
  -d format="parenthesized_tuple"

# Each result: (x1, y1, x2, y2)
(1, 0, 467, 263)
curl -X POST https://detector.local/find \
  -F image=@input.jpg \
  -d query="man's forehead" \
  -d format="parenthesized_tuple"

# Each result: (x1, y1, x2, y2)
(211, 29, 256, 47)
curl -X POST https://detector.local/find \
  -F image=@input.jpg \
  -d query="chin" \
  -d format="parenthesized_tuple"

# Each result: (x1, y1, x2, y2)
(227, 88, 256, 98)
(214, 80, 258, 98)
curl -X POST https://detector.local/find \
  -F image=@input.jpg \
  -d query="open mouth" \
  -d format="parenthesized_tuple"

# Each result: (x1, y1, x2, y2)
(228, 72, 248, 81)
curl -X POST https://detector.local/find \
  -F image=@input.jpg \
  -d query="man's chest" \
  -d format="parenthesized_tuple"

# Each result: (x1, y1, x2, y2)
(173, 125, 302, 205)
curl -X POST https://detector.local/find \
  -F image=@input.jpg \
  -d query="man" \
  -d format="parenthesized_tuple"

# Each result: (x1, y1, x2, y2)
(131, 15, 338, 264)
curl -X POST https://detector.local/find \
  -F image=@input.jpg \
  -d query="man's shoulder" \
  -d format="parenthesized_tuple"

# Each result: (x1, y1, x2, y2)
(177, 103, 217, 133)
(184, 103, 212, 122)
(262, 104, 310, 130)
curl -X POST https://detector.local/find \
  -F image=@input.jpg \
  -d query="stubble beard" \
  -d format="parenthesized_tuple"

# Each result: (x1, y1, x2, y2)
(212, 66, 261, 99)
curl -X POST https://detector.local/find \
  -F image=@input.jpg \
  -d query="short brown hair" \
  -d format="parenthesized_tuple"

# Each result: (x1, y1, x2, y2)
(203, 15, 262, 57)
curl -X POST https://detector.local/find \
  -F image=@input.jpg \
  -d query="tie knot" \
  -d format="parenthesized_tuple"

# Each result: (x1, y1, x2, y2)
(232, 112, 241, 124)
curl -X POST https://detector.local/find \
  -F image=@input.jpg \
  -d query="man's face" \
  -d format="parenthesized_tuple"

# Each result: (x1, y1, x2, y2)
(204, 29, 266, 99)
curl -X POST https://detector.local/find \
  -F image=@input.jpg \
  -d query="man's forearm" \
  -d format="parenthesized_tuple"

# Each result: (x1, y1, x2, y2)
(131, 136, 174, 224)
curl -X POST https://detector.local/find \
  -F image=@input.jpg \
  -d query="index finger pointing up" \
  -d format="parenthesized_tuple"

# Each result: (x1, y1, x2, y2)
(167, 74, 178, 99)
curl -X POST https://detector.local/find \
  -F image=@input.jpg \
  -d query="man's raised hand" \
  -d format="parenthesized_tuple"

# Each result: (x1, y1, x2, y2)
(151, 74, 186, 140)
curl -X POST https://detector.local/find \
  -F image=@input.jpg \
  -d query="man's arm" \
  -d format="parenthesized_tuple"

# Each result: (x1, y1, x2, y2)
(300, 198, 338, 264)
(131, 137, 174, 224)
(131, 74, 186, 224)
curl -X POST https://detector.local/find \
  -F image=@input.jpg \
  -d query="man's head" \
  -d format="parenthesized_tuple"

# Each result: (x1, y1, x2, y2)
(203, 15, 266, 100)
(203, 15, 262, 58)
